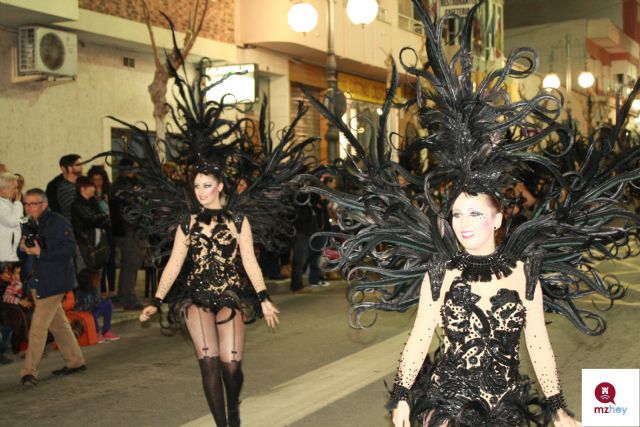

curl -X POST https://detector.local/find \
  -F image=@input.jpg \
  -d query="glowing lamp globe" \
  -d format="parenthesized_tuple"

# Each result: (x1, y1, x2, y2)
(578, 71, 595, 89)
(288, 3, 318, 33)
(543, 73, 561, 89)
(346, 0, 379, 25)
(632, 99, 640, 111)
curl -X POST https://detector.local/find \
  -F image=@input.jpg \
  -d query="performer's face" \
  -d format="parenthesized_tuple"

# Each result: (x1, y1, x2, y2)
(194, 173, 224, 207)
(451, 193, 502, 255)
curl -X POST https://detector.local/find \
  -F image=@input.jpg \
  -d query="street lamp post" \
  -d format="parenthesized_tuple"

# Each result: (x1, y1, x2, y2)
(288, 0, 378, 161)
(543, 35, 595, 95)
(542, 33, 594, 128)
(325, 0, 340, 161)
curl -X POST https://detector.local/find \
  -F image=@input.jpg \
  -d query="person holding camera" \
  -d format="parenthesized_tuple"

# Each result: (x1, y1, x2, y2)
(18, 188, 85, 386)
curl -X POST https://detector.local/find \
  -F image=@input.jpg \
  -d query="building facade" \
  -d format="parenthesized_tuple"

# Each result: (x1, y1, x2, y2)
(505, 0, 640, 133)
(1, 0, 428, 187)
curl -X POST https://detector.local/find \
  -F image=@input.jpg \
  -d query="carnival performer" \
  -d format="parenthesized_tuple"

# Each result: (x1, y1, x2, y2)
(87, 19, 315, 426)
(139, 163, 279, 427)
(388, 191, 580, 427)
(294, 0, 639, 425)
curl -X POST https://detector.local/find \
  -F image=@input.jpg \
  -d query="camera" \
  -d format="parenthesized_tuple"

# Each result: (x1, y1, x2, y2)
(20, 216, 44, 249)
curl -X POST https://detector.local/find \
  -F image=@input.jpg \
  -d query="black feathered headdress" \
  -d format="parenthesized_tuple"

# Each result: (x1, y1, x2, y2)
(296, 0, 640, 335)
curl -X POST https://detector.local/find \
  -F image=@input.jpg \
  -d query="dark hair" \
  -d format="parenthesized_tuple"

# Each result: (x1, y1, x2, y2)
(87, 165, 111, 194)
(75, 176, 95, 195)
(483, 193, 504, 243)
(193, 162, 224, 183)
(59, 154, 81, 169)
(25, 188, 47, 201)
(77, 269, 100, 290)
(118, 158, 134, 167)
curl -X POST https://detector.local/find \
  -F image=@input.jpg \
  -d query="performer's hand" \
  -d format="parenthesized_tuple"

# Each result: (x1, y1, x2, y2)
(554, 410, 581, 427)
(139, 305, 158, 322)
(392, 401, 410, 427)
(261, 300, 280, 329)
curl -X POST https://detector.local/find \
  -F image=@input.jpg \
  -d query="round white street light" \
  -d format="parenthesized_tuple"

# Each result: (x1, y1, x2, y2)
(288, 2, 318, 34)
(577, 71, 595, 89)
(543, 73, 561, 89)
(346, 0, 379, 25)
(632, 99, 640, 111)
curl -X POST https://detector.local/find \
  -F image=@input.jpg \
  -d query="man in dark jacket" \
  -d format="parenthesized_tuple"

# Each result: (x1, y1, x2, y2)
(71, 176, 110, 272)
(290, 193, 321, 293)
(111, 160, 144, 310)
(46, 154, 83, 220)
(19, 188, 85, 386)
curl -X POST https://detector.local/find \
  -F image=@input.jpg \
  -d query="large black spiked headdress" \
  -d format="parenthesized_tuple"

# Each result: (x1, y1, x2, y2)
(296, 0, 640, 335)
(405, 0, 570, 212)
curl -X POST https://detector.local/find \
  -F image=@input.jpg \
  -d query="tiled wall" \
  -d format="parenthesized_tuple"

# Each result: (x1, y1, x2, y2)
(79, 0, 235, 43)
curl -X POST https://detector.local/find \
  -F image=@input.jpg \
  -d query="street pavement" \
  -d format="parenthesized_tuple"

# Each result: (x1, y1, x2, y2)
(0, 255, 638, 427)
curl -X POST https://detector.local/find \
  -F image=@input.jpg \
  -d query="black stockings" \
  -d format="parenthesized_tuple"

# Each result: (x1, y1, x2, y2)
(222, 360, 243, 427)
(185, 305, 245, 427)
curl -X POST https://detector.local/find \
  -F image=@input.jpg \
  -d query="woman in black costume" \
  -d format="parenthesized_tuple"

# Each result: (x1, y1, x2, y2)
(389, 191, 580, 426)
(292, 0, 638, 424)
(139, 165, 279, 427)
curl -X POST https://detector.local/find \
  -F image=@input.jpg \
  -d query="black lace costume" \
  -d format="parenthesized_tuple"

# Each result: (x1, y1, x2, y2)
(434, 279, 526, 403)
(186, 213, 243, 312)
(393, 258, 562, 427)
(158, 209, 266, 320)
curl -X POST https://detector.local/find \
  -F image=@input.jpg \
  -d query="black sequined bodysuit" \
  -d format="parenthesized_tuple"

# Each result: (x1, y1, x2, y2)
(436, 278, 526, 402)
(412, 277, 540, 426)
(186, 219, 243, 311)
(391, 260, 562, 427)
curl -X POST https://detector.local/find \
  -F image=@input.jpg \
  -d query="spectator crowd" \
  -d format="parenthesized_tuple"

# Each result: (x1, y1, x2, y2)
(0, 155, 123, 384)
(0, 155, 341, 382)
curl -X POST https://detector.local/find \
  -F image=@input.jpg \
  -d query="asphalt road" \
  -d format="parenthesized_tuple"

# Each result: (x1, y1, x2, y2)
(0, 256, 638, 427)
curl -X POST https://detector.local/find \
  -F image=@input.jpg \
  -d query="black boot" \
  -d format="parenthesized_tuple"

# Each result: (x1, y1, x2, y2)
(198, 357, 227, 427)
(221, 361, 244, 427)
(227, 403, 240, 427)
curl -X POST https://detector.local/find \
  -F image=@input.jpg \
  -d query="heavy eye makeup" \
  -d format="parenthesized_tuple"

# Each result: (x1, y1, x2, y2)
(194, 183, 215, 189)
(452, 210, 487, 219)
(470, 210, 486, 219)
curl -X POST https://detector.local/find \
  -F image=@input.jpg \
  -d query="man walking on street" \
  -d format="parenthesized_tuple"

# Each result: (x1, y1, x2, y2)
(19, 188, 85, 386)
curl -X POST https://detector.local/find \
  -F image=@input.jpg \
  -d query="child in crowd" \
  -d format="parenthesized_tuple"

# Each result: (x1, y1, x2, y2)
(1, 264, 32, 357)
(74, 269, 120, 343)
(2, 265, 32, 309)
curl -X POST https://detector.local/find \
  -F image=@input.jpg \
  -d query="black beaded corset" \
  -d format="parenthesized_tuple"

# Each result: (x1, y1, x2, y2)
(186, 220, 240, 300)
(433, 277, 527, 407)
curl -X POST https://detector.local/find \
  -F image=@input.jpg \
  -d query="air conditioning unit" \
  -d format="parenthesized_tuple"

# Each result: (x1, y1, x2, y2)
(18, 26, 77, 77)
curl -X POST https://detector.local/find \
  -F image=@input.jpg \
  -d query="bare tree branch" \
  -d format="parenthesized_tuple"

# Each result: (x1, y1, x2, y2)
(141, 0, 163, 70)
(181, 0, 209, 60)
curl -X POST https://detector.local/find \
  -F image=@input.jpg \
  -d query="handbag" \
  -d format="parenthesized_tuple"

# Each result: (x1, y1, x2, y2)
(79, 230, 110, 270)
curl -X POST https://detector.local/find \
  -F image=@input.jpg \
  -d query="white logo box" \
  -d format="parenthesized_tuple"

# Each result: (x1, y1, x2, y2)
(582, 369, 639, 427)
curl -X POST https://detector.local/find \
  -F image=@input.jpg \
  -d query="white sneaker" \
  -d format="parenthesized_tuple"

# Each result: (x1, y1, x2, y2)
(310, 280, 330, 287)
